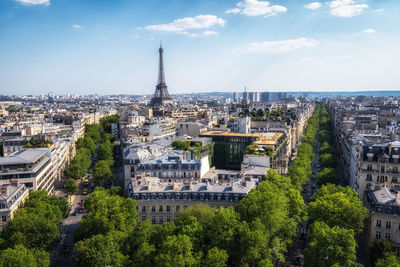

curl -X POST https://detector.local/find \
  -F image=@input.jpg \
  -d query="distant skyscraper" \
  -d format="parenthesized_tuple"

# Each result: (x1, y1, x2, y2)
(150, 43, 173, 106)
(261, 92, 270, 102)
(233, 92, 238, 103)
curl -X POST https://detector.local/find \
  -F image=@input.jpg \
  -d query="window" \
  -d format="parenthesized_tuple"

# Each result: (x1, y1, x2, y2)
(367, 165, 373, 171)
(367, 174, 372, 181)
(381, 166, 385, 173)
(393, 177, 398, 183)
(141, 216, 146, 222)
(386, 221, 391, 229)
(142, 206, 146, 212)
(159, 216, 163, 224)
(166, 205, 170, 212)
(166, 216, 171, 222)
(151, 216, 156, 224)
(376, 231, 381, 239)
(176, 205, 180, 211)
(159, 206, 163, 212)
(386, 233, 391, 240)
(1, 216, 6, 222)
(152, 206, 156, 212)
(183, 206, 187, 209)
(376, 220, 381, 227)
(394, 167, 399, 173)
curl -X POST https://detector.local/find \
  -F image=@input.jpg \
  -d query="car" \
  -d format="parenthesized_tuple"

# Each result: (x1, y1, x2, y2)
(82, 188, 88, 195)
(62, 245, 71, 255)
(295, 256, 304, 266)
(312, 183, 316, 189)
(83, 179, 89, 186)
(71, 211, 76, 216)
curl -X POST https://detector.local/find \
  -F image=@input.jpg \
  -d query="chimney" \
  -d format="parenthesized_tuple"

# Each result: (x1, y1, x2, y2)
(0, 186, 9, 196)
(10, 179, 18, 187)
(173, 181, 179, 191)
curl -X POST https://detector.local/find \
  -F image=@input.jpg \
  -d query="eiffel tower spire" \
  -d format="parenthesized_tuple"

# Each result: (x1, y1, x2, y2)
(150, 42, 173, 106)
(157, 41, 166, 85)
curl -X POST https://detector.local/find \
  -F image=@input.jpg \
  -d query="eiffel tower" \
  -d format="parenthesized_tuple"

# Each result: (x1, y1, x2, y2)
(150, 43, 173, 106)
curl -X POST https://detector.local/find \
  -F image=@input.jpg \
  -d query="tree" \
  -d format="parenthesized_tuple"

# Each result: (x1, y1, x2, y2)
(369, 239, 395, 266)
(375, 255, 400, 267)
(76, 137, 95, 154)
(98, 140, 113, 160)
(203, 247, 228, 267)
(65, 178, 78, 196)
(75, 231, 128, 267)
(308, 184, 369, 233)
(320, 141, 335, 155)
(100, 114, 119, 133)
(316, 167, 336, 186)
(305, 221, 357, 267)
(154, 234, 198, 267)
(1, 191, 64, 251)
(237, 179, 297, 261)
(232, 219, 272, 266)
(74, 187, 138, 241)
(0, 244, 49, 267)
(93, 160, 114, 185)
(320, 153, 337, 168)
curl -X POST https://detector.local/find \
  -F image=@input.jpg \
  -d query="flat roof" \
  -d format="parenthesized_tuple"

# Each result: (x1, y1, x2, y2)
(254, 132, 283, 146)
(200, 131, 261, 138)
(0, 148, 48, 165)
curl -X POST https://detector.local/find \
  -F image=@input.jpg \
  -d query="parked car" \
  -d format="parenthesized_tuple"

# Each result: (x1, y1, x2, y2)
(82, 188, 88, 195)
(62, 245, 71, 255)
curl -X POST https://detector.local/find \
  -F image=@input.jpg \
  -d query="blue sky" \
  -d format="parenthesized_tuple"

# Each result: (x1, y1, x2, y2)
(0, 0, 399, 95)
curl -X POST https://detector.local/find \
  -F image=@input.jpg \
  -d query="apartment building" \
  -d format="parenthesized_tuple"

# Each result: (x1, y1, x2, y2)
(364, 186, 400, 257)
(0, 148, 55, 192)
(0, 182, 29, 230)
(129, 176, 257, 223)
(357, 141, 400, 200)
(135, 151, 210, 183)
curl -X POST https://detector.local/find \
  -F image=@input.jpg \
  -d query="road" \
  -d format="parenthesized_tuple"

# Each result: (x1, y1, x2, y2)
(51, 184, 88, 267)
(286, 126, 321, 266)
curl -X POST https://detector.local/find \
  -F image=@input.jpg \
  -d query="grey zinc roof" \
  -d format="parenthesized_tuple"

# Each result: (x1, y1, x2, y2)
(133, 178, 257, 194)
(0, 148, 48, 165)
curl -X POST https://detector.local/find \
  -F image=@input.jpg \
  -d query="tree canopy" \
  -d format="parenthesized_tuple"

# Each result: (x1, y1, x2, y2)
(305, 221, 357, 267)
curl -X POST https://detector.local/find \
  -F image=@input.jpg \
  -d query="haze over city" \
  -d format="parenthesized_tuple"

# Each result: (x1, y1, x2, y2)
(1, 0, 400, 95)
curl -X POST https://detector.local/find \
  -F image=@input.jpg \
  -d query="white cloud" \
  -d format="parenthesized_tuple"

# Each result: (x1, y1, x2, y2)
(227, 0, 287, 17)
(302, 57, 313, 62)
(145, 15, 225, 34)
(329, 0, 368, 17)
(372, 8, 384, 13)
(337, 55, 351, 59)
(203, 30, 219, 36)
(189, 31, 219, 37)
(226, 8, 241, 14)
(14, 0, 49, 5)
(72, 25, 82, 29)
(304, 2, 322, 10)
(133, 35, 140, 39)
(246, 37, 319, 53)
(362, 28, 375, 34)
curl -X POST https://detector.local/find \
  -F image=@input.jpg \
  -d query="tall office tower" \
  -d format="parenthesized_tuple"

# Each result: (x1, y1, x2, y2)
(233, 92, 238, 103)
(261, 92, 271, 102)
(150, 43, 173, 106)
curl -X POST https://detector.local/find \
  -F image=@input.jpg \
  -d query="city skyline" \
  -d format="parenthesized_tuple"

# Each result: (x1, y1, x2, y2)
(1, 0, 399, 95)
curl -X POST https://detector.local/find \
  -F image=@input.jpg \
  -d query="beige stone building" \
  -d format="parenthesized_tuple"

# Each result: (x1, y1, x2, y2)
(0, 182, 29, 230)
